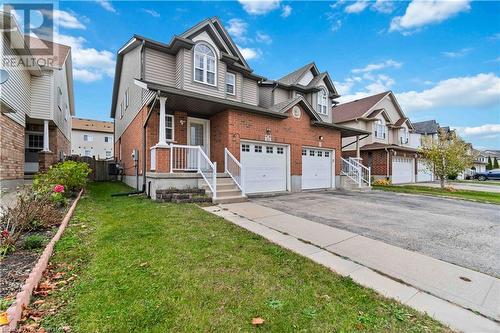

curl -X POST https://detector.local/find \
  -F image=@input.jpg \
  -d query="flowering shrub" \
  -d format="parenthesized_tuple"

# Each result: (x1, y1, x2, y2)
(33, 161, 91, 197)
(373, 178, 392, 186)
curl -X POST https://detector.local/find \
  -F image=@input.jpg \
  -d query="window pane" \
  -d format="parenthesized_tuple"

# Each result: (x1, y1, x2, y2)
(207, 58, 215, 72)
(207, 72, 215, 85)
(195, 68, 204, 81)
(226, 84, 234, 94)
(226, 73, 235, 85)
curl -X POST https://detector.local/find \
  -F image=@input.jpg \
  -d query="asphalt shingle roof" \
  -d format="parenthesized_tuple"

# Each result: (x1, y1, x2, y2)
(331, 91, 390, 123)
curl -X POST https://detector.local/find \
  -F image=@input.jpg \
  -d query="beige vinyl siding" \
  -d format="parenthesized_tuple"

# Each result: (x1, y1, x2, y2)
(53, 65, 71, 139)
(259, 86, 273, 108)
(30, 71, 52, 120)
(315, 80, 333, 123)
(115, 45, 143, 139)
(242, 77, 258, 105)
(297, 70, 314, 86)
(175, 49, 184, 89)
(274, 88, 290, 105)
(182, 48, 226, 99)
(340, 120, 370, 151)
(1, 35, 30, 126)
(144, 48, 176, 87)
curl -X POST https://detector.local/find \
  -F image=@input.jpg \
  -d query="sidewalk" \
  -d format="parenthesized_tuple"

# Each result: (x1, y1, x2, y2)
(204, 202, 500, 333)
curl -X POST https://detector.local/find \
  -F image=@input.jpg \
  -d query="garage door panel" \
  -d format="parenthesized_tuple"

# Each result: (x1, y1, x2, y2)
(417, 160, 433, 182)
(302, 148, 333, 189)
(241, 142, 287, 194)
(392, 157, 414, 184)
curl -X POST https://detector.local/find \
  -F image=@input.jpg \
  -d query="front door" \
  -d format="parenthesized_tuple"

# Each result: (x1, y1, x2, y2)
(188, 118, 209, 152)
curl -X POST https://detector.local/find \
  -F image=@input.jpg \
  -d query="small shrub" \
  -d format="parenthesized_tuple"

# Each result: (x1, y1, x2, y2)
(51, 192, 67, 207)
(0, 193, 61, 256)
(33, 161, 91, 197)
(373, 178, 392, 186)
(23, 234, 45, 250)
(0, 298, 13, 311)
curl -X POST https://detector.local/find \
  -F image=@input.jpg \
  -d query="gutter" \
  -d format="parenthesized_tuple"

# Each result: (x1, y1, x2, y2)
(142, 92, 159, 195)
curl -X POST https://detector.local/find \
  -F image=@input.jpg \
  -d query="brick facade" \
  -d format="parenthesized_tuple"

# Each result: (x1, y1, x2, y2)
(343, 148, 418, 178)
(0, 114, 25, 180)
(209, 106, 342, 175)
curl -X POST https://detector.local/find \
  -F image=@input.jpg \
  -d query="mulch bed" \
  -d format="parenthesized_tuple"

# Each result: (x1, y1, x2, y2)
(0, 203, 72, 303)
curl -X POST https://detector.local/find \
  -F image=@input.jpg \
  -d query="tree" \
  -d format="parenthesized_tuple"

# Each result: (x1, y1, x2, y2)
(486, 156, 493, 170)
(419, 131, 474, 189)
(494, 157, 499, 169)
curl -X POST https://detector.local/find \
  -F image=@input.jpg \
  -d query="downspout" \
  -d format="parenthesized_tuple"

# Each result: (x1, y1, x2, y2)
(142, 91, 159, 195)
(385, 148, 390, 179)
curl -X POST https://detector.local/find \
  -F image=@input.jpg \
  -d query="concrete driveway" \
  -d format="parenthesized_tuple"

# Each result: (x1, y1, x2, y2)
(254, 190, 500, 277)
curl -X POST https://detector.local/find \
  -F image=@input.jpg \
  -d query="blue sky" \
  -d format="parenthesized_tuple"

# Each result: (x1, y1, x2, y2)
(48, 0, 499, 149)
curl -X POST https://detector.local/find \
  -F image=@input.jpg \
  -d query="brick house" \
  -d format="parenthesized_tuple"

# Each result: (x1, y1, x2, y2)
(0, 13, 74, 191)
(111, 17, 367, 202)
(332, 91, 434, 184)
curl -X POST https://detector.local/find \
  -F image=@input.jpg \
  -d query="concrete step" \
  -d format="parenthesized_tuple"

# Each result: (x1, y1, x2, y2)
(213, 195, 248, 204)
(216, 189, 243, 198)
(201, 183, 240, 192)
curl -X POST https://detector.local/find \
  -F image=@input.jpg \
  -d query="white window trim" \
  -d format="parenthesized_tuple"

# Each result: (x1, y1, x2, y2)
(125, 88, 129, 109)
(375, 120, 386, 139)
(226, 72, 235, 95)
(193, 42, 217, 87)
(57, 87, 62, 111)
(317, 88, 328, 115)
(120, 101, 124, 119)
(166, 114, 175, 142)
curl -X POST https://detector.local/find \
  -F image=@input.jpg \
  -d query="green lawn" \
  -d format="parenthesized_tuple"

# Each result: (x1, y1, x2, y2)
(374, 185, 500, 204)
(39, 182, 450, 332)
(451, 180, 500, 186)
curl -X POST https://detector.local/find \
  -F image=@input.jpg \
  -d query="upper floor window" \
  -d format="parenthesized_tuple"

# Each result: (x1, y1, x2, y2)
(400, 128, 409, 144)
(194, 43, 216, 86)
(104, 136, 113, 143)
(317, 88, 328, 115)
(120, 101, 124, 119)
(84, 134, 94, 142)
(375, 120, 386, 139)
(226, 72, 235, 95)
(125, 88, 129, 109)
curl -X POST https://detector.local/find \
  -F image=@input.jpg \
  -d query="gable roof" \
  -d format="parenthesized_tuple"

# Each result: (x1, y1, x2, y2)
(412, 120, 440, 134)
(277, 62, 318, 85)
(269, 95, 321, 121)
(332, 91, 390, 123)
(24, 36, 71, 69)
(179, 17, 251, 71)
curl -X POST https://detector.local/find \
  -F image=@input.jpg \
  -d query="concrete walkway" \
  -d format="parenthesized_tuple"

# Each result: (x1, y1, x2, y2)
(204, 202, 500, 333)
(411, 181, 500, 193)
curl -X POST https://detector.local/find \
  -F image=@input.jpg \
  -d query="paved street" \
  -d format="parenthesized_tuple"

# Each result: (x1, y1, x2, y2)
(254, 190, 500, 277)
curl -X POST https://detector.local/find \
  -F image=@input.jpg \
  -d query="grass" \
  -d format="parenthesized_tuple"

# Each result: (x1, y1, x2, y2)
(374, 184, 500, 204)
(451, 180, 500, 186)
(39, 182, 450, 332)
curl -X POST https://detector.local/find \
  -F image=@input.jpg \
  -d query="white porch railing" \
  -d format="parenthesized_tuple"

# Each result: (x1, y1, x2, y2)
(224, 148, 244, 195)
(170, 144, 217, 198)
(341, 157, 371, 187)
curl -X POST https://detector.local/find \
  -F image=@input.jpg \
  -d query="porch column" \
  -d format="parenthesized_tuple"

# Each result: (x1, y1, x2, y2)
(158, 97, 167, 146)
(42, 120, 50, 152)
(356, 135, 360, 159)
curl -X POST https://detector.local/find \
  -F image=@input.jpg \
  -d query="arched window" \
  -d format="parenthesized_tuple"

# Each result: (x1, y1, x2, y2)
(317, 88, 328, 115)
(194, 43, 216, 86)
(375, 119, 386, 139)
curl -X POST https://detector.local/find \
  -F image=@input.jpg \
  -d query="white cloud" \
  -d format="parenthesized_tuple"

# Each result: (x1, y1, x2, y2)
(238, 0, 281, 15)
(372, 0, 394, 14)
(441, 47, 472, 58)
(337, 74, 395, 103)
(237, 45, 261, 60)
(345, 0, 370, 14)
(330, 0, 346, 9)
(96, 0, 116, 13)
(454, 124, 500, 137)
(330, 19, 342, 32)
(397, 73, 500, 112)
(54, 33, 115, 82)
(256, 31, 272, 44)
(49, 10, 86, 29)
(281, 5, 292, 17)
(390, 0, 470, 33)
(352, 59, 402, 73)
(142, 9, 160, 18)
(226, 18, 248, 41)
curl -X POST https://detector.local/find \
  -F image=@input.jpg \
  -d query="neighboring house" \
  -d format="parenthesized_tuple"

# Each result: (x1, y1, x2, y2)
(482, 149, 500, 167)
(71, 118, 114, 159)
(332, 91, 434, 184)
(0, 12, 74, 190)
(110, 17, 367, 201)
(413, 120, 454, 146)
(471, 149, 487, 173)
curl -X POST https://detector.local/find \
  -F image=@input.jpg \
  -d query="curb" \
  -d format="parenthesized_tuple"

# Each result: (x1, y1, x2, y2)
(1, 190, 83, 333)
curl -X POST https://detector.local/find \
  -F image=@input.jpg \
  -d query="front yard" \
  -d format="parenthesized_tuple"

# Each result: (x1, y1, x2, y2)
(373, 184, 500, 204)
(28, 182, 449, 332)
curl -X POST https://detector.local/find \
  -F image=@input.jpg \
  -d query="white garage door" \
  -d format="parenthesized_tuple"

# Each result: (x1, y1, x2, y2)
(302, 148, 333, 189)
(392, 157, 414, 184)
(240, 141, 288, 194)
(417, 160, 433, 182)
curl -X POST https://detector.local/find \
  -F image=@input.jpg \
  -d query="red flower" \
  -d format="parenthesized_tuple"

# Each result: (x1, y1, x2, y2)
(1, 229, 9, 239)
(53, 184, 65, 193)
